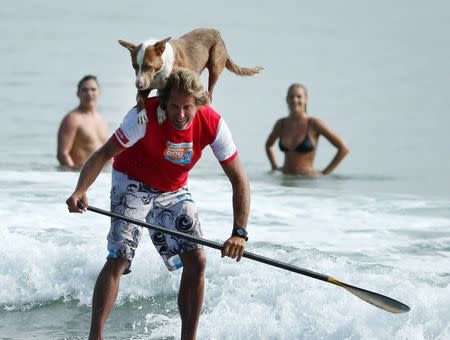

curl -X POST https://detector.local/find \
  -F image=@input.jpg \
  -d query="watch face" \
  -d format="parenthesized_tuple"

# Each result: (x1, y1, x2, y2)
(233, 228, 248, 241)
(234, 228, 247, 237)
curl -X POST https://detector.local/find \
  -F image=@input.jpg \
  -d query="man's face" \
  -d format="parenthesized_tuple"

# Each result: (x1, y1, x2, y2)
(77, 79, 100, 107)
(166, 89, 198, 130)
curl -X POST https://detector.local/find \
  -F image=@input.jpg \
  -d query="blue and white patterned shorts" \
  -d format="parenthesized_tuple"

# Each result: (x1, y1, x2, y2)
(107, 169, 203, 272)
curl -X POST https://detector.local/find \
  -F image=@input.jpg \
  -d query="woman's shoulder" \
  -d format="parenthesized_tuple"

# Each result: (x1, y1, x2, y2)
(275, 116, 287, 126)
(308, 116, 333, 135)
(308, 116, 325, 128)
(272, 117, 287, 133)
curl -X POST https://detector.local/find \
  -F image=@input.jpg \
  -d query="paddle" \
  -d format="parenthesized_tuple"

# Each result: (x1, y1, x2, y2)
(82, 203, 410, 314)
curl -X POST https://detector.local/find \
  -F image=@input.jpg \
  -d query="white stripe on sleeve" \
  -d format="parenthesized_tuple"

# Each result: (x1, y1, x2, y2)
(210, 118, 237, 162)
(113, 107, 146, 148)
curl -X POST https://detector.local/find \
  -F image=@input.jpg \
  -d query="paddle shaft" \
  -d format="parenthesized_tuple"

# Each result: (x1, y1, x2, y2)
(84, 204, 410, 313)
(86, 205, 330, 282)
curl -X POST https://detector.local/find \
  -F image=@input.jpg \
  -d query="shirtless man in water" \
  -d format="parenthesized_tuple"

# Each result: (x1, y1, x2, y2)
(57, 75, 108, 169)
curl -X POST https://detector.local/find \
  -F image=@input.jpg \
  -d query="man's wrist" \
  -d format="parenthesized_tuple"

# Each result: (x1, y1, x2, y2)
(232, 227, 248, 241)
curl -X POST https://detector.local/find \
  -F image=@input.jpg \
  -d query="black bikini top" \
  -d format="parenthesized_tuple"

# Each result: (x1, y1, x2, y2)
(279, 135, 314, 153)
(278, 120, 315, 153)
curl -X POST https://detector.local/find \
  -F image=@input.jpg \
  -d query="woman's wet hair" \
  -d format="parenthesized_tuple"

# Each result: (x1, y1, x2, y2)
(77, 75, 99, 92)
(158, 68, 210, 110)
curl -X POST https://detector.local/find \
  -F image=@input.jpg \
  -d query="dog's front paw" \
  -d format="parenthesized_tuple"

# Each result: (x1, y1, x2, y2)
(157, 106, 167, 125)
(137, 109, 148, 125)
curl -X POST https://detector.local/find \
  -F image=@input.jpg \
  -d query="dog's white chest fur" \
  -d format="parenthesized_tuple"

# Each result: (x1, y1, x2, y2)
(138, 39, 175, 89)
(135, 39, 174, 125)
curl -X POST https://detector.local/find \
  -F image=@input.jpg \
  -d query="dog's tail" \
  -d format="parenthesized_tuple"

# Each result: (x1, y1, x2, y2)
(225, 59, 263, 76)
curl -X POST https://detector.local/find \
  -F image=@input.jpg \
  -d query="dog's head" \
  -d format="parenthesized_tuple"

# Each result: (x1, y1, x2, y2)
(118, 37, 171, 90)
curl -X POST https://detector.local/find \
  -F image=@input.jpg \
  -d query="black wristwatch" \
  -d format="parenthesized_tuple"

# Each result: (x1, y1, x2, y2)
(232, 227, 248, 241)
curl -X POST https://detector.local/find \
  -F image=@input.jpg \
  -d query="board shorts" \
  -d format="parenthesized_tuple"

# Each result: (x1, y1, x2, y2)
(107, 169, 203, 273)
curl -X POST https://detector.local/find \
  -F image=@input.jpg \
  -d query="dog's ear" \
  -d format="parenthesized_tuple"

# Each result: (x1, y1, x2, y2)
(118, 40, 137, 52)
(153, 37, 171, 55)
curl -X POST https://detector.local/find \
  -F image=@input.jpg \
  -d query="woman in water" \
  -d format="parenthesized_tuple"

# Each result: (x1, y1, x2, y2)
(265, 83, 349, 175)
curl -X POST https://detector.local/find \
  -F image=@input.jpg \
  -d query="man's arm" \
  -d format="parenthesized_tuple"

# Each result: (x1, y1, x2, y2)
(220, 155, 250, 262)
(66, 136, 123, 213)
(57, 113, 79, 168)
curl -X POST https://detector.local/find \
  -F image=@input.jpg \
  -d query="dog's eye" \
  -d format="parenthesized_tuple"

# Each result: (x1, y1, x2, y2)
(142, 64, 149, 71)
(132, 63, 138, 69)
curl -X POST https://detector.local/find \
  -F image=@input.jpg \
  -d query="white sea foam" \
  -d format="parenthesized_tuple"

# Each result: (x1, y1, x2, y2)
(1, 170, 449, 338)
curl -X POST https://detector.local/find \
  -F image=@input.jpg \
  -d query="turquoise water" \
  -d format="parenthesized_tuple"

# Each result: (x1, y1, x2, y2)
(1, 1, 450, 339)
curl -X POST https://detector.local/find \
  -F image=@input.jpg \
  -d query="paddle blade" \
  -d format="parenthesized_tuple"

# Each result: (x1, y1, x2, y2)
(328, 278, 410, 314)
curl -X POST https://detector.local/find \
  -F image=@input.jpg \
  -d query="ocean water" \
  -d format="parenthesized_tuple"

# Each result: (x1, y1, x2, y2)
(1, 1, 450, 339)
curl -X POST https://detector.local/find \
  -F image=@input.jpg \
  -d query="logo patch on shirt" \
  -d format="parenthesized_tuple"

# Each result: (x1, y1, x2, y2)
(164, 141, 193, 165)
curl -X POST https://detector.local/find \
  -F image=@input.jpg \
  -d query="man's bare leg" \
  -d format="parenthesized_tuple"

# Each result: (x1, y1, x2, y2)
(89, 258, 129, 340)
(178, 250, 207, 340)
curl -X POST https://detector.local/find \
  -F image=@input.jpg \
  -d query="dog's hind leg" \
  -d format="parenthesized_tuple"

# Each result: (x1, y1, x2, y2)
(206, 42, 228, 101)
(207, 69, 220, 101)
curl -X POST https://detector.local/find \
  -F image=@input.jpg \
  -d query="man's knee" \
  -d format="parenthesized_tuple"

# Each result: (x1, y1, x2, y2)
(102, 258, 130, 277)
(181, 250, 207, 276)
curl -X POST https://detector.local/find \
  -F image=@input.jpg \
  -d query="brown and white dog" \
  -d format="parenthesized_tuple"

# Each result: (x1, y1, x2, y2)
(118, 28, 263, 124)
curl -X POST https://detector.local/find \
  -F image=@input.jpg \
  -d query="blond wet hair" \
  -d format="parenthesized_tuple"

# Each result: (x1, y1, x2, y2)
(158, 68, 210, 110)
